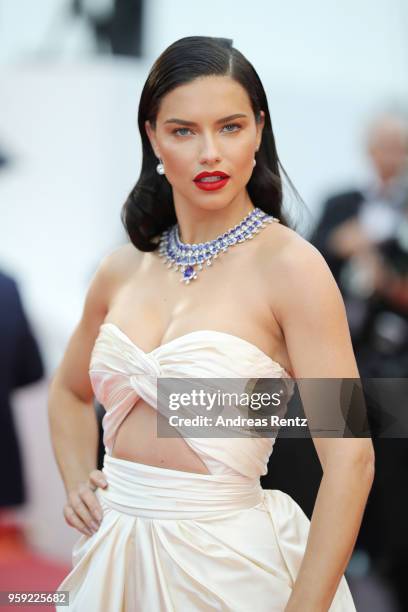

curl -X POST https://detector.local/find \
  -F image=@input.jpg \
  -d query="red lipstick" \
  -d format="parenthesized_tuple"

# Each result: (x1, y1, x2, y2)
(193, 171, 230, 192)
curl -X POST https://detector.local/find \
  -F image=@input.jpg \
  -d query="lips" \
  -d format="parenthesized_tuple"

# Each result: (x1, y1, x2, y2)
(193, 171, 230, 182)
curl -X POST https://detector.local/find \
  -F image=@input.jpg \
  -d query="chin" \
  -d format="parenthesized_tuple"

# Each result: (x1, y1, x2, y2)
(192, 199, 232, 212)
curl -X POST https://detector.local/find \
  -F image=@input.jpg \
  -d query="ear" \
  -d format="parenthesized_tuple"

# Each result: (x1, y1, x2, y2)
(145, 120, 160, 158)
(256, 111, 265, 151)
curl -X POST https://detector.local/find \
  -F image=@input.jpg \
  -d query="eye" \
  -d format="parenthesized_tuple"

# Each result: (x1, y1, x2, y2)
(222, 123, 241, 133)
(172, 127, 193, 136)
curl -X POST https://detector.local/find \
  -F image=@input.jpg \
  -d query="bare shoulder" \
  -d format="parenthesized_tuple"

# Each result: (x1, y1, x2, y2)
(81, 241, 145, 326)
(98, 241, 144, 281)
(260, 223, 338, 292)
(258, 222, 342, 320)
(51, 242, 145, 399)
(258, 222, 360, 378)
(93, 241, 144, 297)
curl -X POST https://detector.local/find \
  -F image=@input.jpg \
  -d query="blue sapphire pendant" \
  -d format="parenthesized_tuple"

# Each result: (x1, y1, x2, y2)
(182, 265, 197, 284)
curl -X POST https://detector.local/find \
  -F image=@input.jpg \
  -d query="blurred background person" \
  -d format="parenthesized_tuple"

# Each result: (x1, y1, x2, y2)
(310, 110, 408, 377)
(0, 270, 44, 548)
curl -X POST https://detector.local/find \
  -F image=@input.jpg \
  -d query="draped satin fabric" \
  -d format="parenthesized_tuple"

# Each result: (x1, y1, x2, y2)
(56, 323, 356, 611)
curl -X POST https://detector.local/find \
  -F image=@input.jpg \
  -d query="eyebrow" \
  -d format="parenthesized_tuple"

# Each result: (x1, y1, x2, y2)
(163, 113, 248, 126)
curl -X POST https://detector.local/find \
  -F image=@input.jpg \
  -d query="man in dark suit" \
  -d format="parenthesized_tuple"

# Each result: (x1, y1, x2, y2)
(311, 112, 408, 353)
(311, 113, 408, 284)
(0, 270, 44, 516)
(309, 189, 365, 286)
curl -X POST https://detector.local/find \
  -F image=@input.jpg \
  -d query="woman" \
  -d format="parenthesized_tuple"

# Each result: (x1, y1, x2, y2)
(50, 36, 373, 611)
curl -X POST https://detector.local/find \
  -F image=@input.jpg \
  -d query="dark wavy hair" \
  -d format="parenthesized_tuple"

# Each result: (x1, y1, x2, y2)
(121, 36, 301, 251)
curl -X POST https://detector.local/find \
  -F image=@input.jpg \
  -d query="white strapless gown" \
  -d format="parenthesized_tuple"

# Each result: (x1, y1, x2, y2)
(56, 323, 356, 611)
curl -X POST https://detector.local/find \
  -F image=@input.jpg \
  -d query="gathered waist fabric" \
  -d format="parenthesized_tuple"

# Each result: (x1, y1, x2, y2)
(97, 454, 264, 520)
(57, 454, 357, 611)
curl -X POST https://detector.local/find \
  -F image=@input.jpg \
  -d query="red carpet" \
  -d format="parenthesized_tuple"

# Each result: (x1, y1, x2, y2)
(0, 526, 70, 612)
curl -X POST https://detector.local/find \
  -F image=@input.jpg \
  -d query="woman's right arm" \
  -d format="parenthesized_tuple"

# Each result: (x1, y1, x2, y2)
(48, 248, 125, 537)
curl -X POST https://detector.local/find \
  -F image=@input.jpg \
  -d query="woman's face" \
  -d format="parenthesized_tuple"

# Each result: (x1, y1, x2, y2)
(145, 75, 264, 209)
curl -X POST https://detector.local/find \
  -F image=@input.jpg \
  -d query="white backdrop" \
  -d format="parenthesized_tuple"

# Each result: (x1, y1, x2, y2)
(1, 0, 407, 561)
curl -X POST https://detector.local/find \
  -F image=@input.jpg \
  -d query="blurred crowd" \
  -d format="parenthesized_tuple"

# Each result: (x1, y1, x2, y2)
(310, 111, 408, 378)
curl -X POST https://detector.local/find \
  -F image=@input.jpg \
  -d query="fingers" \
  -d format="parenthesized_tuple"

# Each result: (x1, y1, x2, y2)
(63, 503, 93, 537)
(87, 470, 108, 522)
(67, 486, 99, 534)
(89, 469, 108, 490)
(64, 471, 108, 537)
(79, 485, 104, 523)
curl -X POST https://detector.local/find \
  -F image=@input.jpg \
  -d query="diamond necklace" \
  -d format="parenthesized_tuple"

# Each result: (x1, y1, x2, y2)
(158, 206, 279, 285)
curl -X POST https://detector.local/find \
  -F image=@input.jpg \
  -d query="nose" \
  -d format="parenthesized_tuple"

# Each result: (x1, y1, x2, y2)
(199, 133, 222, 166)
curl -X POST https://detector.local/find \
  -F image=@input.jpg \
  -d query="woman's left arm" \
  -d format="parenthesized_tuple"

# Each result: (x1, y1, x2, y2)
(271, 236, 375, 612)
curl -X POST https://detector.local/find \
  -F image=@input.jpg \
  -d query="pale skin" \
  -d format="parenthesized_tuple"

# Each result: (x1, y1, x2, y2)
(48, 75, 374, 611)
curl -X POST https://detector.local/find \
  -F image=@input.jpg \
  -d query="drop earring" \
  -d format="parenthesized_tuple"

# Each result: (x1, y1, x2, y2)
(253, 158, 256, 167)
(156, 158, 165, 175)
